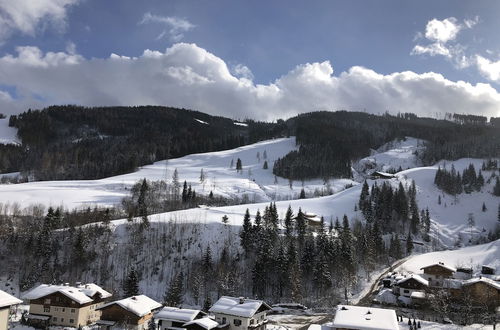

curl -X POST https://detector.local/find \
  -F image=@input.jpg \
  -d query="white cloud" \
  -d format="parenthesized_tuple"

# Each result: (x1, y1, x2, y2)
(476, 56, 500, 82)
(0, 0, 80, 43)
(424, 17, 461, 43)
(0, 43, 499, 119)
(139, 12, 195, 42)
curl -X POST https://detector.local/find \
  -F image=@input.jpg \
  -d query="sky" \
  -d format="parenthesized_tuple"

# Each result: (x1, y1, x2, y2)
(0, 0, 499, 120)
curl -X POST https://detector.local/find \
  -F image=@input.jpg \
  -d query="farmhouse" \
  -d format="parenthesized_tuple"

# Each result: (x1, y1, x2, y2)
(209, 296, 271, 330)
(22, 283, 112, 328)
(331, 305, 398, 330)
(370, 171, 395, 180)
(461, 277, 500, 307)
(155, 307, 206, 330)
(0, 290, 22, 330)
(393, 275, 428, 298)
(97, 295, 162, 330)
(420, 262, 456, 286)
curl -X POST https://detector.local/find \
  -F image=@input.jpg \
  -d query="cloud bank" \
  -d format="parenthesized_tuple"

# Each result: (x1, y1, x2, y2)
(0, 43, 499, 120)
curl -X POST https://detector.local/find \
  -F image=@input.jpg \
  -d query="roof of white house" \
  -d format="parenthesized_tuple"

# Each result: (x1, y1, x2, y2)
(463, 277, 500, 290)
(0, 290, 22, 308)
(23, 283, 111, 304)
(420, 262, 456, 272)
(396, 274, 429, 286)
(183, 317, 219, 330)
(332, 305, 398, 330)
(155, 307, 204, 322)
(209, 296, 271, 318)
(99, 295, 162, 317)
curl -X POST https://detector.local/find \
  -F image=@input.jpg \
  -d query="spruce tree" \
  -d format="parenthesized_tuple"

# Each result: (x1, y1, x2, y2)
(164, 272, 183, 306)
(240, 209, 253, 256)
(284, 205, 294, 241)
(123, 268, 140, 297)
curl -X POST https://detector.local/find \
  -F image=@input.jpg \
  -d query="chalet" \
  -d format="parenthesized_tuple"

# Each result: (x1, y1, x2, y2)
(22, 283, 112, 328)
(454, 267, 473, 280)
(155, 307, 206, 330)
(0, 290, 22, 330)
(393, 275, 428, 298)
(97, 295, 162, 330)
(296, 212, 323, 228)
(481, 265, 496, 275)
(331, 305, 398, 330)
(420, 262, 456, 286)
(461, 277, 500, 307)
(209, 296, 271, 330)
(370, 171, 395, 180)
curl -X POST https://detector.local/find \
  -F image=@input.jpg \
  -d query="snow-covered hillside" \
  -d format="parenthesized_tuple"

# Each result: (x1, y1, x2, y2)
(397, 238, 500, 276)
(0, 137, 355, 209)
(354, 137, 424, 176)
(0, 118, 19, 145)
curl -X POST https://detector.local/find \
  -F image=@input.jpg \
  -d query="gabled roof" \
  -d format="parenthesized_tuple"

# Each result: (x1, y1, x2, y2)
(23, 284, 111, 305)
(0, 290, 22, 308)
(209, 296, 271, 318)
(463, 277, 500, 291)
(155, 307, 205, 322)
(396, 274, 429, 287)
(98, 295, 162, 317)
(332, 305, 398, 330)
(183, 317, 219, 330)
(420, 263, 456, 273)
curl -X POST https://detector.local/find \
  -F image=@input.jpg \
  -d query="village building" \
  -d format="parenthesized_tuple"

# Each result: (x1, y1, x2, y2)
(97, 295, 162, 330)
(393, 274, 428, 299)
(461, 277, 500, 307)
(481, 265, 496, 276)
(330, 305, 398, 330)
(183, 317, 220, 330)
(0, 290, 22, 330)
(370, 171, 395, 180)
(209, 296, 271, 330)
(420, 262, 456, 286)
(22, 283, 112, 328)
(454, 267, 473, 280)
(155, 307, 206, 330)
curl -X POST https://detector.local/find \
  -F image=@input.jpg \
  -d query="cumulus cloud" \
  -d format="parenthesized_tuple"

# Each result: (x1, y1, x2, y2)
(0, 0, 80, 43)
(0, 43, 499, 119)
(139, 12, 195, 42)
(476, 56, 500, 82)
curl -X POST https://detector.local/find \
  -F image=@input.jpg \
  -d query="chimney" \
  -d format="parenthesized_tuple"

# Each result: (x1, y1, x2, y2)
(239, 297, 244, 304)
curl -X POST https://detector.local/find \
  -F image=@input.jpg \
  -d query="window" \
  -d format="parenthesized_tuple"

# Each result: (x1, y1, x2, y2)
(53, 317, 57, 322)
(70, 319, 74, 324)
(404, 290, 410, 294)
(54, 307, 59, 312)
(222, 317, 226, 324)
(61, 318, 64, 322)
(44, 307, 51, 313)
(250, 319, 254, 325)
(62, 308, 65, 312)
(234, 319, 242, 326)
(44, 298, 51, 304)
(71, 309, 75, 313)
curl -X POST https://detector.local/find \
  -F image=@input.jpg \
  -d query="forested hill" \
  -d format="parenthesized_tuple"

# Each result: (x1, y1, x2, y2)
(2, 105, 284, 180)
(273, 111, 500, 180)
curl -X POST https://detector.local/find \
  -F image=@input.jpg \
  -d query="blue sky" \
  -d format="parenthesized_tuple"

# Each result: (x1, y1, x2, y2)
(0, 0, 499, 120)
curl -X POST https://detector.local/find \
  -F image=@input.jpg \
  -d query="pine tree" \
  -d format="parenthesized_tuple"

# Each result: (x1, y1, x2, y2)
(494, 177, 500, 196)
(284, 205, 294, 241)
(123, 268, 140, 297)
(263, 161, 268, 169)
(164, 272, 183, 306)
(200, 168, 206, 183)
(482, 202, 487, 212)
(202, 295, 212, 312)
(240, 209, 253, 256)
(295, 208, 307, 248)
(236, 158, 243, 172)
(299, 188, 306, 199)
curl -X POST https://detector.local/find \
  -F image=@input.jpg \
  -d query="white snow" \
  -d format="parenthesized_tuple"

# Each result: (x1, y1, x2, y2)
(397, 239, 500, 276)
(209, 296, 269, 318)
(99, 295, 161, 317)
(0, 289, 22, 308)
(183, 318, 219, 330)
(420, 263, 456, 273)
(332, 305, 398, 330)
(0, 118, 19, 145)
(155, 307, 203, 322)
(233, 122, 248, 127)
(22, 283, 111, 304)
(396, 274, 429, 286)
(0, 137, 355, 209)
(195, 119, 209, 125)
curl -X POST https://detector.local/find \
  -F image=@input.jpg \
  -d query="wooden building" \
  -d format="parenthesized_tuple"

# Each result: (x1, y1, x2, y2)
(209, 296, 271, 330)
(97, 295, 162, 330)
(393, 275, 429, 298)
(0, 290, 22, 330)
(155, 307, 206, 330)
(420, 262, 456, 287)
(22, 283, 112, 328)
(462, 277, 500, 307)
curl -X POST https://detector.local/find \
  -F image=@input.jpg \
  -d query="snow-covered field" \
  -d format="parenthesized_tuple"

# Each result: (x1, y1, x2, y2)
(0, 117, 19, 144)
(0, 137, 355, 209)
(397, 238, 500, 275)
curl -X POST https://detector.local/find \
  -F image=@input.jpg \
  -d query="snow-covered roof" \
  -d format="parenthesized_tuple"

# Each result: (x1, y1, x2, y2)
(396, 274, 429, 287)
(420, 262, 456, 273)
(463, 277, 500, 290)
(410, 291, 425, 299)
(99, 295, 162, 317)
(183, 317, 219, 330)
(0, 290, 22, 308)
(155, 307, 204, 322)
(23, 283, 111, 305)
(332, 305, 398, 330)
(209, 296, 271, 318)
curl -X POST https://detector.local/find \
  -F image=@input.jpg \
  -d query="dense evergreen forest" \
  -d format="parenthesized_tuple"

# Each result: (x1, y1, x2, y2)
(273, 111, 500, 180)
(1, 106, 282, 180)
(1, 106, 500, 181)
